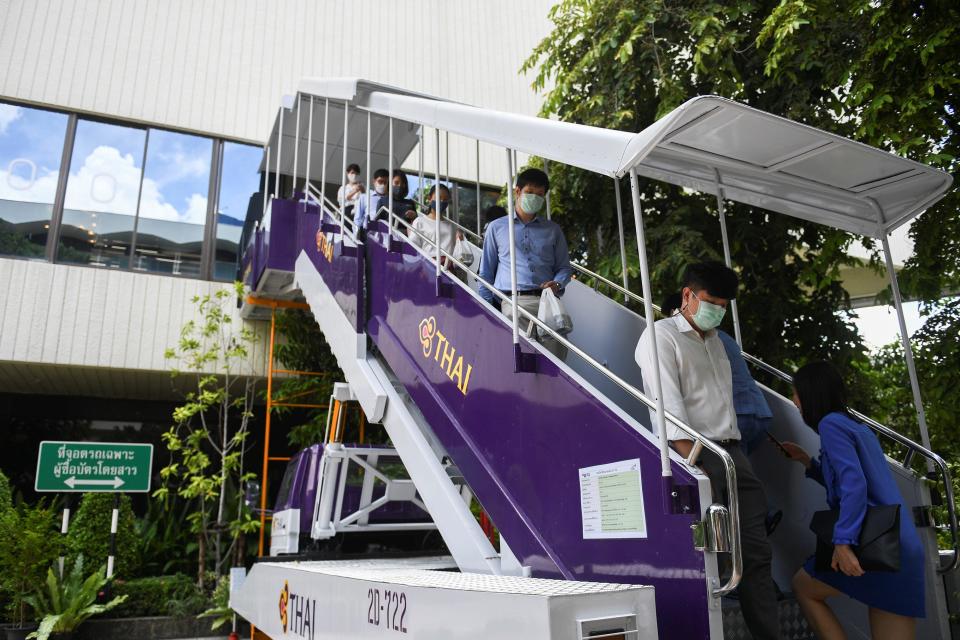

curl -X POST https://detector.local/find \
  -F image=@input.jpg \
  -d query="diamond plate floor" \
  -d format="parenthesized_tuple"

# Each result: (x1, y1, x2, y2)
(722, 596, 815, 639)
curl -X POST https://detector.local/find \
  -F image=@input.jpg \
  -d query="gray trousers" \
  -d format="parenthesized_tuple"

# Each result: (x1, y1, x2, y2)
(700, 442, 781, 640)
(502, 294, 567, 360)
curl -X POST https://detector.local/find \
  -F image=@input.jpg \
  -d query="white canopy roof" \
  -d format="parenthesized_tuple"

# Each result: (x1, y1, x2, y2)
(263, 78, 951, 238)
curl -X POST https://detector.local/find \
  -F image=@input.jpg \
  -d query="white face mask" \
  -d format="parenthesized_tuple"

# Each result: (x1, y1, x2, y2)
(374, 183, 386, 195)
(347, 173, 358, 184)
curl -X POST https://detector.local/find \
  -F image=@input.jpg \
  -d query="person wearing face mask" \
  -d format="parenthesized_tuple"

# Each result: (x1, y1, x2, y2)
(636, 262, 781, 640)
(409, 184, 456, 260)
(338, 163, 364, 220)
(477, 168, 572, 357)
(389, 170, 416, 223)
(354, 168, 390, 230)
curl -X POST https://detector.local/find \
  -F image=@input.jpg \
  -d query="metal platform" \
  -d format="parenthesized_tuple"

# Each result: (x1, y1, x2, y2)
(231, 557, 658, 640)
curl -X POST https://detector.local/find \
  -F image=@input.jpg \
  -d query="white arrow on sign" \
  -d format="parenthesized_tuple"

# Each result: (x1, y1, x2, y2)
(64, 476, 124, 489)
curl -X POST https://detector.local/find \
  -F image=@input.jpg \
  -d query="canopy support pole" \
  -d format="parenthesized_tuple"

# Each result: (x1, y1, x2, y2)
(544, 159, 551, 221)
(274, 104, 284, 197)
(388, 117, 394, 225)
(475, 140, 481, 236)
(614, 177, 628, 304)
(365, 111, 372, 229)
(435, 128, 442, 283)
(506, 149, 521, 364)
(714, 171, 742, 346)
(881, 235, 933, 470)
(418, 129, 424, 204)
(341, 101, 349, 221)
(292, 94, 301, 198)
(320, 99, 329, 206)
(629, 169, 673, 488)
(304, 97, 314, 206)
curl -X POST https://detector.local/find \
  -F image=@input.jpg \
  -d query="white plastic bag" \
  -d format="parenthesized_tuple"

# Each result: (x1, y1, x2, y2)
(537, 287, 573, 337)
(453, 238, 474, 266)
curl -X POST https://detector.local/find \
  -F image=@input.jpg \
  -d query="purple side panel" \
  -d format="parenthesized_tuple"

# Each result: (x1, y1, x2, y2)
(301, 207, 364, 332)
(362, 222, 710, 640)
(264, 200, 300, 272)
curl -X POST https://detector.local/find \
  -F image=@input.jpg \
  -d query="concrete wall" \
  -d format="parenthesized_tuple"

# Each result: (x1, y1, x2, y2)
(0, 0, 555, 184)
(0, 257, 270, 399)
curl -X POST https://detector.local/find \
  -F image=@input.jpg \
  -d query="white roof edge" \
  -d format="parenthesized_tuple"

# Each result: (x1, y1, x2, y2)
(274, 80, 952, 238)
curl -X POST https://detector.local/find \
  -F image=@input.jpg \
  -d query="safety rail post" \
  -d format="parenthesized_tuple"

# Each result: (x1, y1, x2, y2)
(365, 112, 372, 231)
(262, 146, 270, 217)
(475, 139, 481, 236)
(274, 101, 284, 197)
(713, 170, 742, 346)
(388, 117, 394, 225)
(614, 177, 629, 304)
(320, 98, 329, 213)
(628, 169, 673, 491)
(544, 159, 551, 221)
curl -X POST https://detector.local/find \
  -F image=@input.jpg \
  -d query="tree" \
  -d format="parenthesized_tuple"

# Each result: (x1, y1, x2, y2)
(521, 0, 957, 407)
(156, 283, 260, 586)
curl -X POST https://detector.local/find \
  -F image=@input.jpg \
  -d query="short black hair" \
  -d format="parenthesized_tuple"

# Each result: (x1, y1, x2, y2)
(427, 183, 451, 198)
(515, 168, 549, 192)
(392, 170, 409, 192)
(661, 292, 683, 317)
(793, 361, 851, 431)
(484, 205, 507, 223)
(347, 163, 361, 173)
(682, 261, 738, 300)
(373, 168, 389, 181)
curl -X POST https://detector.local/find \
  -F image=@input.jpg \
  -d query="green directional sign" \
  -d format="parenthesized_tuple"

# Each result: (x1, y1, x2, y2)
(35, 441, 153, 493)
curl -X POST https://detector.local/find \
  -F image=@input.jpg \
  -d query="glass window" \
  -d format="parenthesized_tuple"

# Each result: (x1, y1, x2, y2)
(0, 102, 69, 258)
(456, 182, 500, 238)
(130, 129, 212, 278)
(215, 142, 262, 281)
(60, 119, 147, 268)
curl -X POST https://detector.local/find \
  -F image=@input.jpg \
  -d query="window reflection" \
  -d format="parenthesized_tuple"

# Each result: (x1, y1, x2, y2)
(131, 129, 211, 277)
(0, 102, 68, 258)
(60, 119, 146, 267)
(455, 183, 500, 238)
(215, 142, 262, 281)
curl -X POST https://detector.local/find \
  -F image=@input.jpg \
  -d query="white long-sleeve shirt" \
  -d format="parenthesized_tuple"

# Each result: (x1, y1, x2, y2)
(409, 214, 456, 256)
(635, 313, 740, 442)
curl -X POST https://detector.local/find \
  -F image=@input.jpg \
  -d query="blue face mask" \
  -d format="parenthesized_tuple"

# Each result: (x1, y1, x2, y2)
(427, 200, 449, 214)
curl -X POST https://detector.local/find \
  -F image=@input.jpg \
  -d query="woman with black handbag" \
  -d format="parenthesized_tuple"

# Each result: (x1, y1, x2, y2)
(779, 361, 925, 639)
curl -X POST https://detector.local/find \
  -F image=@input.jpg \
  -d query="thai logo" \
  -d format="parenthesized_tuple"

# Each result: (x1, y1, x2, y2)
(418, 316, 474, 395)
(278, 580, 289, 633)
(315, 229, 334, 263)
(277, 579, 316, 639)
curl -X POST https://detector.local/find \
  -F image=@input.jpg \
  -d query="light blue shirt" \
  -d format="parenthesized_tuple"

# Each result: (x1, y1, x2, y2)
(477, 214, 572, 304)
(717, 330, 772, 419)
(353, 191, 388, 230)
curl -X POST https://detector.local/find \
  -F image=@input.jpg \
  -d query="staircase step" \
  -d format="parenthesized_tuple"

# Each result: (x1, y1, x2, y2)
(722, 596, 814, 639)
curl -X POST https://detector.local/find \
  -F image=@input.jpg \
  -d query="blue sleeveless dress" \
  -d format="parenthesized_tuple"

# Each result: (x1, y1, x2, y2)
(803, 412, 926, 618)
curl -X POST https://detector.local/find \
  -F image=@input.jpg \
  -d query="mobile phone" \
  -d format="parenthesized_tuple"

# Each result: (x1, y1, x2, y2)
(767, 432, 790, 456)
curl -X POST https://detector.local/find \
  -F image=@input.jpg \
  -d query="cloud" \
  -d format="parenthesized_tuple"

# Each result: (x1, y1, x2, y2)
(0, 104, 23, 135)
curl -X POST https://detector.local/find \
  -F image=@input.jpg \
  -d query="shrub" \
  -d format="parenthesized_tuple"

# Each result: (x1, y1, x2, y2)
(66, 494, 139, 579)
(0, 500, 61, 624)
(111, 574, 207, 618)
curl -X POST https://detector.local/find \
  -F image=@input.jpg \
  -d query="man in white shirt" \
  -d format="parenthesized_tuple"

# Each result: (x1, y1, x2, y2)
(635, 261, 780, 640)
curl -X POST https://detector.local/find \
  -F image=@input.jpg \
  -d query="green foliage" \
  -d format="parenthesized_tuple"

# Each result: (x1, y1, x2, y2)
(66, 494, 139, 579)
(158, 282, 260, 584)
(135, 495, 196, 577)
(272, 309, 342, 449)
(111, 574, 207, 618)
(0, 469, 13, 513)
(0, 500, 61, 625)
(198, 574, 233, 631)
(523, 0, 876, 399)
(24, 556, 127, 639)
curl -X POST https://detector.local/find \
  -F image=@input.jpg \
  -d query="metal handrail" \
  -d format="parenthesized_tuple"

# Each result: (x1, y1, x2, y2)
(379, 205, 743, 596)
(741, 352, 959, 573)
(307, 184, 359, 241)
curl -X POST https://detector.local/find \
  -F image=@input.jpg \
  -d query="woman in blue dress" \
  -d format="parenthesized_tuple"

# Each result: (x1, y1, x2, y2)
(781, 361, 925, 639)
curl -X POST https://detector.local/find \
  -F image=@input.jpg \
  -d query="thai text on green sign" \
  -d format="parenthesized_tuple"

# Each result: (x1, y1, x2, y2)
(35, 441, 153, 493)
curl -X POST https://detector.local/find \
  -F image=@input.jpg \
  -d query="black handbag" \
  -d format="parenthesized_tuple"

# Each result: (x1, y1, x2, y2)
(809, 504, 901, 573)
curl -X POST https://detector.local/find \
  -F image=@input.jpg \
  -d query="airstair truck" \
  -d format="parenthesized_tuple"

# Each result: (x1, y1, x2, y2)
(232, 79, 958, 640)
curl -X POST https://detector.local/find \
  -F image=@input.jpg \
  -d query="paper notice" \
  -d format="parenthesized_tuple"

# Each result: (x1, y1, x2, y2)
(579, 458, 647, 539)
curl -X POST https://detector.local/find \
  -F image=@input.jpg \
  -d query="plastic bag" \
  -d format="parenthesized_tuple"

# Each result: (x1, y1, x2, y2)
(453, 238, 474, 266)
(537, 288, 573, 337)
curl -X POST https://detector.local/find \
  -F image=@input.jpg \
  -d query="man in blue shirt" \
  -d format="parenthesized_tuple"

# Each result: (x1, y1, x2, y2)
(478, 168, 572, 357)
(353, 168, 390, 230)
